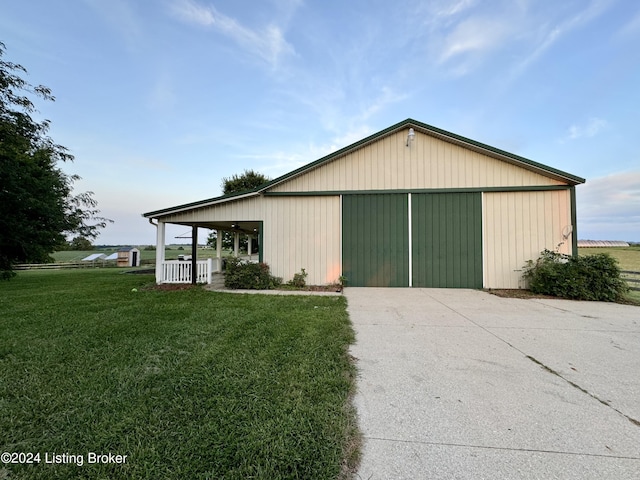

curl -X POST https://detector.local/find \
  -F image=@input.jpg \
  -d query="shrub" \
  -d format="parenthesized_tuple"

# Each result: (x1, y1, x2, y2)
(224, 257, 282, 290)
(287, 268, 308, 288)
(523, 249, 629, 301)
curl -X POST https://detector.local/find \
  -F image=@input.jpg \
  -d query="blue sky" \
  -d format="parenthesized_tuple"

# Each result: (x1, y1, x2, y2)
(2, 0, 639, 244)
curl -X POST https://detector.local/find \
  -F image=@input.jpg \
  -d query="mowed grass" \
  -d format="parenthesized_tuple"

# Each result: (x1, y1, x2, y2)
(0, 270, 359, 479)
(578, 246, 640, 271)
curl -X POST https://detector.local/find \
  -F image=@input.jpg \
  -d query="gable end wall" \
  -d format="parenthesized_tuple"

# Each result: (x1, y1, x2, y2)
(269, 130, 563, 193)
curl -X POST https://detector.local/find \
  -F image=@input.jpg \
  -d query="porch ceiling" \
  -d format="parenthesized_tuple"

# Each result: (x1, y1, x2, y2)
(171, 220, 261, 235)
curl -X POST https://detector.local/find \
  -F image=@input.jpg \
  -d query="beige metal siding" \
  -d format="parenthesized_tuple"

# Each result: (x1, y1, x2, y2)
(262, 196, 341, 285)
(483, 190, 572, 289)
(270, 130, 563, 193)
(161, 196, 264, 223)
(159, 195, 341, 286)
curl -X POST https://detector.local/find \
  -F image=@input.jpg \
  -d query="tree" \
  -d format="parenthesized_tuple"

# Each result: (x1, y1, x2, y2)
(210, 169, 268, 254)
(0, 42, 110, 278)
(221, 169, 269, 195)
(69, 236, 93, 251)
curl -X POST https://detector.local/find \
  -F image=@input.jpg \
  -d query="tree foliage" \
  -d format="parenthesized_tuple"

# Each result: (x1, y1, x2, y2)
(523, 249, 629, 302)
(69, 236, 94, 251)
(221, 169, 269, 195)
(210, 169, 268, 254)
(206, 230, 258, 254)
(0, 42, 109, 278)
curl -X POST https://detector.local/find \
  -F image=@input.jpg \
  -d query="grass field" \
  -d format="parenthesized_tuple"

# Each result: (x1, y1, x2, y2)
(578, 245, 640, 271)
(51, 247, 234, 263)
(0, 270, 359, 479)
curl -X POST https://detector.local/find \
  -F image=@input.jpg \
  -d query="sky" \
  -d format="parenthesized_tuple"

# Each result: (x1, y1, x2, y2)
(2, 0, 640, 245)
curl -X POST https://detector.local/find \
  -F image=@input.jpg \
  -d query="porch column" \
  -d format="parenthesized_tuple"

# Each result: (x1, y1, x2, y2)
(234, 232, 240, 257)
(216, 229, 222, 272)
(191, 226, 198, 285)
(155, 220, 166, 284)
(247, 235, 253, 260)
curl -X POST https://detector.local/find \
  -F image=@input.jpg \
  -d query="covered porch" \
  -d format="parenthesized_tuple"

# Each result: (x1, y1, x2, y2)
(152, 219, 263, 285)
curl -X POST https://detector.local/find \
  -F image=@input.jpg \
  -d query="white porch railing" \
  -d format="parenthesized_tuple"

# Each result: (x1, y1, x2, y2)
(161, 258, 214, 284)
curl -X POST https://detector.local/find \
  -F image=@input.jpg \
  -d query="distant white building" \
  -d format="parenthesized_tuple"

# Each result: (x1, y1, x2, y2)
(577, 240, 630, 248)
(81, 253, 106, 262)
(117, 247, 140, 267)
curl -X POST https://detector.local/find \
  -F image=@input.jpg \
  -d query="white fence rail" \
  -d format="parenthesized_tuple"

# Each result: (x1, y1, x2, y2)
(161, 259, 214, 284)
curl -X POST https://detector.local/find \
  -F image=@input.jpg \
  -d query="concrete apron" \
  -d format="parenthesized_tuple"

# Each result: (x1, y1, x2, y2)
(345, 288, 640, 480)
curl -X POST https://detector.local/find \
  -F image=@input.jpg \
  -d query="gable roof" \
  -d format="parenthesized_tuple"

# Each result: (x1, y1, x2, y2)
(144, 118, 585, 218)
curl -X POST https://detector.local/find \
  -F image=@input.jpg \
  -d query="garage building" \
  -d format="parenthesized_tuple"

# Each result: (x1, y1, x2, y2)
(143, 119, 585, 289)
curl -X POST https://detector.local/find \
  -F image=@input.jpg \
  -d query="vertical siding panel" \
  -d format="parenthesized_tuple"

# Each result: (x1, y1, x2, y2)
(383, 141, 391, 190)
(261, 197, 339, 285)
(483, 190, 574, 288)
(419, 138, 425, 188)
(344, 149, 353, 191)
(395, 135, 402, 190)
(355, 149, 362, 190)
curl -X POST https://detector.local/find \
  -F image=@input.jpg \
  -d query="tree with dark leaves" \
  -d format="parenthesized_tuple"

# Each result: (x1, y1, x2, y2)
(0, 42, 110, 278)
(221, 169, 269, 195)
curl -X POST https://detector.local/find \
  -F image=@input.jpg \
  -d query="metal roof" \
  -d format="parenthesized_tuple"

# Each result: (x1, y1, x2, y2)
(82, 253, 106, 261)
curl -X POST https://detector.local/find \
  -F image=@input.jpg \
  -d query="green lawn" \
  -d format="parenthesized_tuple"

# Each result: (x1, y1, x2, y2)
(578, 246, 640, 271)
(0, 270, 359, 479)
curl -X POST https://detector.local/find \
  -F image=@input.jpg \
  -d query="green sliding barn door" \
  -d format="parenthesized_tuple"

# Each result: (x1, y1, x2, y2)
(411, 193, 483, 288)
(342, 192, 482, 288)
(342, 194, 409, 287)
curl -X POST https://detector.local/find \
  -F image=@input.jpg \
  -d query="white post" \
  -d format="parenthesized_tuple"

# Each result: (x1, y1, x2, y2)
(234, 232, 240, 257)
(207, 258, 213, 284)
(216, 229, 222, 272)
(248, 235, 253, 260)
(155, 220, 166, 284)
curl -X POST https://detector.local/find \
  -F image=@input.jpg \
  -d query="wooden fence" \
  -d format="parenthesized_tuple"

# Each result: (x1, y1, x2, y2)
(621, 271, 640, 291)
(14, 261, 109, 270)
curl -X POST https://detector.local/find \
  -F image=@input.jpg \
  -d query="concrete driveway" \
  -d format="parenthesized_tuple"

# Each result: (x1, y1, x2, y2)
(345, 288, 640, 479)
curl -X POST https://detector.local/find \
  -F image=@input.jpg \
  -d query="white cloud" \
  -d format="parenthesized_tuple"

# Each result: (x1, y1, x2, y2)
(356, 86, 409, 123)
(617, 10, 640, 39)
(438, 16, 513, 65)
(234, 125, 377, 178)
(577, 170, 640, 241)
(510, 0, 613, 78)
(169, 0, 295, 68)
(170, 0, 215, 25)
(565, 117, 608, 141)
(429, 0, 477, 20)
(425, 0, 614, 78)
